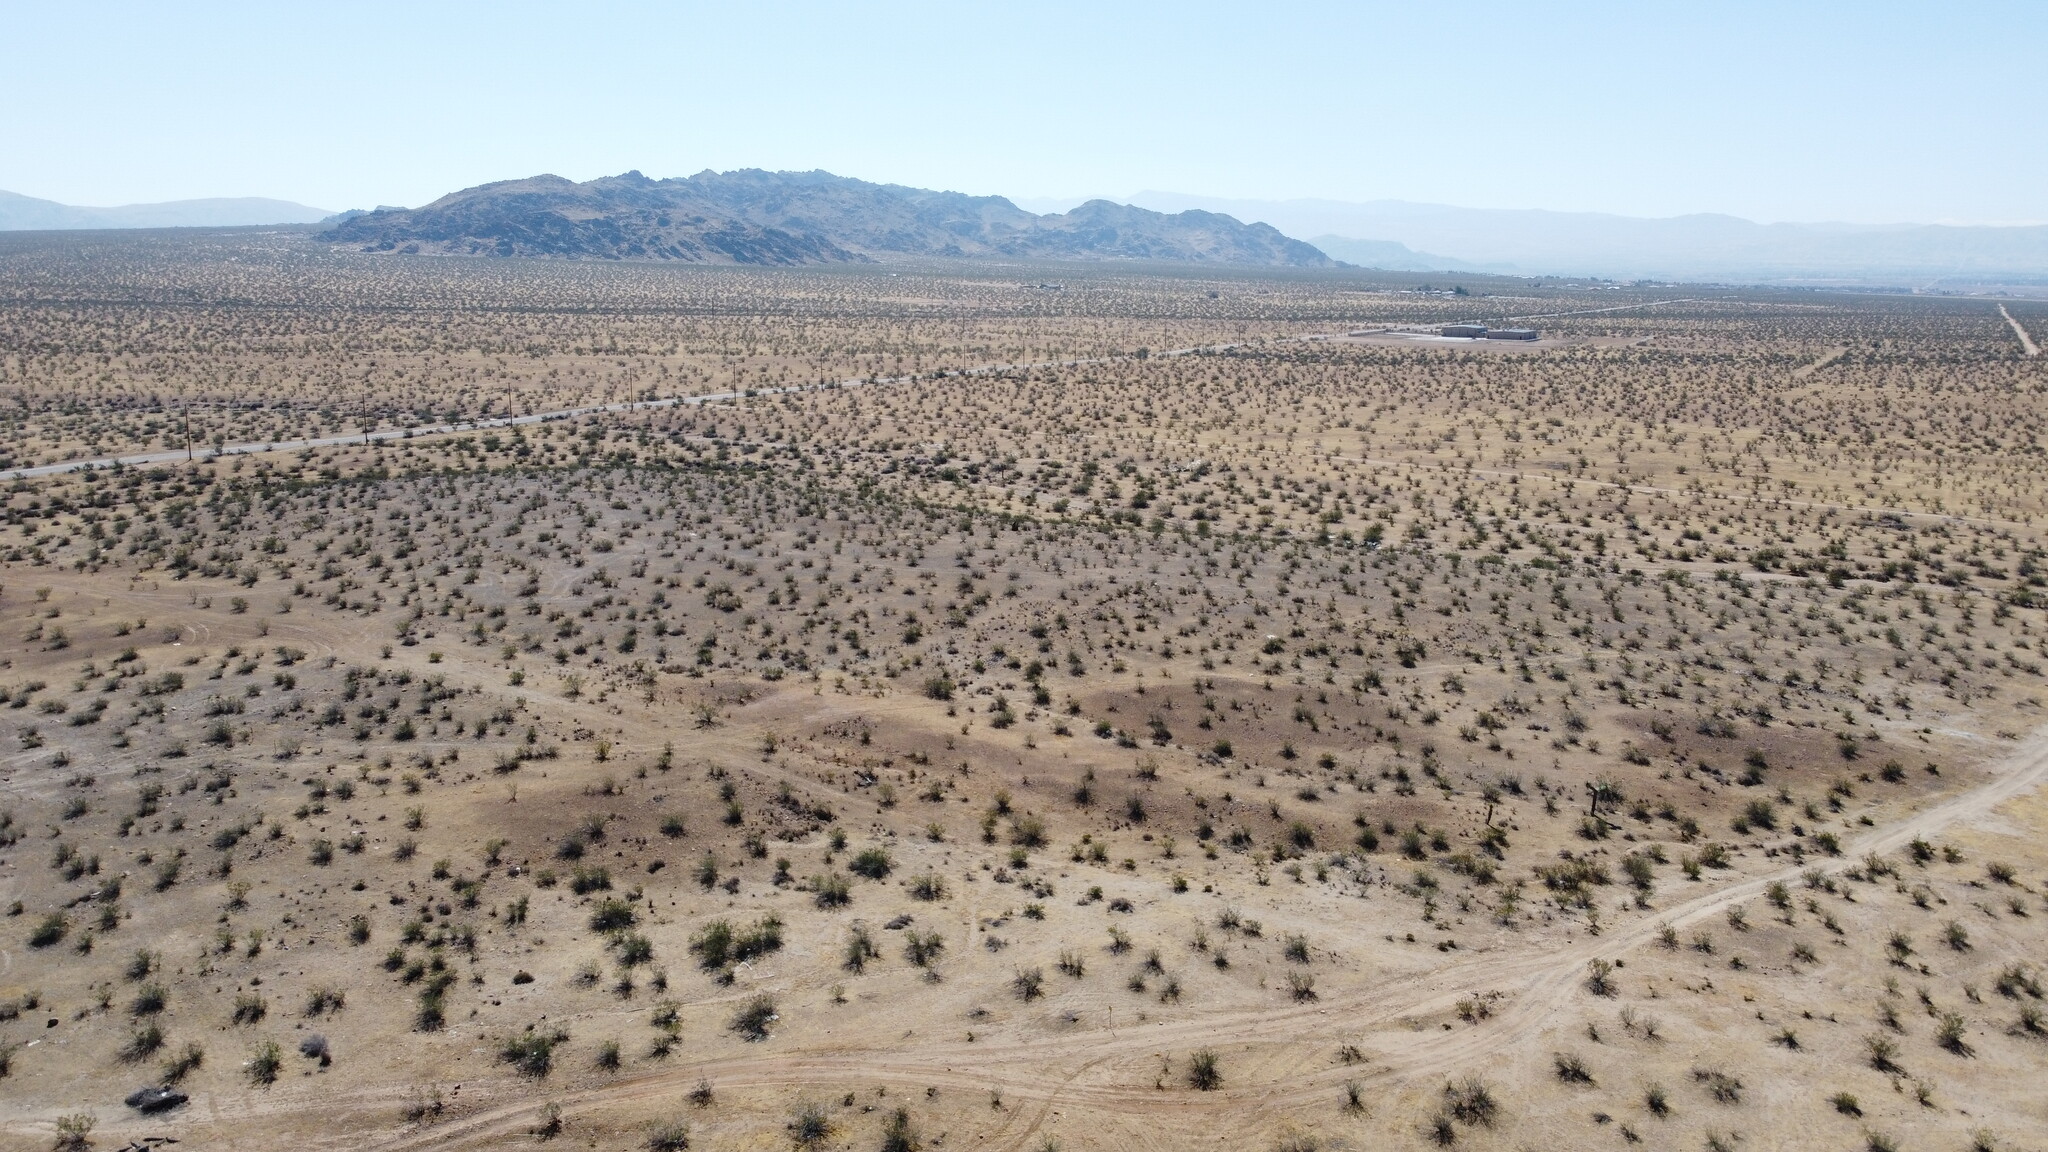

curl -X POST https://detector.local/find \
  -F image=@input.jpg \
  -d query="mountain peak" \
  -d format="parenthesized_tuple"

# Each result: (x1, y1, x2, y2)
(320, 169, 1335, 267)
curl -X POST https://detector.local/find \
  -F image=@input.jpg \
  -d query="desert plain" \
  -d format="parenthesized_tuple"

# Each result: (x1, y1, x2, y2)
(0, 229, 2046, 1152)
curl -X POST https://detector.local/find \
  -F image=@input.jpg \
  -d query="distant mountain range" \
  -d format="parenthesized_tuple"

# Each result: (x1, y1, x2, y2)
(1112, 193, 2048, 283)
(1297, 236, 1480, 274)
(0, 189, 333, 231)
(16, 172, 2044, 284)
(320, 170, 1334, 267)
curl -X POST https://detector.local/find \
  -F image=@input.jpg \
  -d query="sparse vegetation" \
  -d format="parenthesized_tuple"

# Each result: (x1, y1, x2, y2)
(246, 1039, 283, 1085)
(499, 1028, 568, 1078)
(730, 994, 777, 1041)
(0, 237, 2045, 1152)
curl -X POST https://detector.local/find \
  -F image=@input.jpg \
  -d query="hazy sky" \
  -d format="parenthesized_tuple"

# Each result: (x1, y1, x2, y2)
(6, 0, 2043, 225)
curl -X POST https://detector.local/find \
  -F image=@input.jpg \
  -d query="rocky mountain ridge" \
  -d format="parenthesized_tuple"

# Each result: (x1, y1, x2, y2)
(322, 169, 1335, 266)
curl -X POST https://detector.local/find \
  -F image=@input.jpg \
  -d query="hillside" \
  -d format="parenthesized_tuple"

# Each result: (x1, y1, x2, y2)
(321, 169, 1335, 266)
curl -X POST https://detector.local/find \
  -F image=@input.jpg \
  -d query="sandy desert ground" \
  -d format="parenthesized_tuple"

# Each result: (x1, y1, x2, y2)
(1, 230, 2046, 1152)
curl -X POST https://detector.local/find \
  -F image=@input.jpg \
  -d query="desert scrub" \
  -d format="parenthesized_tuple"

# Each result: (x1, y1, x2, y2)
(589, 897, 638, 933)
(843, 924, 879, 972)
(880, 1108, 919, 1152)
(1443, 1077, 1497, 1126)
(787, 1100, 832, 1146)
(904, 929, 945, 968)
(1865, 1035, 1905, 1074)
(1585, 957, 1616, 996)
(500, 1027, 569, 1077)
(849, 846, 893, 879)
(246, 1039, 283, 1085)
(1935, 1011, 1972, 1055)
(1553, 1051, 1594, 1084)
(689, 916, 783, 970)
(54, 1114, 95, 1150)
(1693, 1067, 1743, 1103)
(1013, 966, 1046, 1001)
(120, 1023, 165, 1062)
(730, 994, 777, 1041)
(811, 872, 851, 908)
(130, 981, 168, 1016)
(27, 912, 67, 948)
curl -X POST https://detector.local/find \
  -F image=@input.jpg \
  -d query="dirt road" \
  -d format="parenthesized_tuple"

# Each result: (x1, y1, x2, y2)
(2001, 304, 2040, 357)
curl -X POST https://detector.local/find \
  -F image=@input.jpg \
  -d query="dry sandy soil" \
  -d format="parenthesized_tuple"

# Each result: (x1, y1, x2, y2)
(1, 233, 2046, 1152)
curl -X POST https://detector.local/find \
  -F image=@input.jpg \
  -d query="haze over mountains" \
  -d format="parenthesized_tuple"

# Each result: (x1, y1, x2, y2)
(0, 188, 331, 231)
(12, 170, 2046, 285)
(1099, 192, 2048, 284)
(322, 170, 1334, 267)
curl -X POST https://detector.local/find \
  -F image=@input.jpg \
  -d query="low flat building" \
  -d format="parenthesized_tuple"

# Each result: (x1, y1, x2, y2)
(1440, 324, 1487, 338)
(1486, 328, 1538, 340)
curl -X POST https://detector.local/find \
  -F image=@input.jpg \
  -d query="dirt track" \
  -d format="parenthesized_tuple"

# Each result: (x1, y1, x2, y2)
(2002, 304, 2041, 357)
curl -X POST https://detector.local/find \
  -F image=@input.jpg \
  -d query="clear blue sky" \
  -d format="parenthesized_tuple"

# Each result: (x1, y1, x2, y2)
(5, 0, 2042, 224)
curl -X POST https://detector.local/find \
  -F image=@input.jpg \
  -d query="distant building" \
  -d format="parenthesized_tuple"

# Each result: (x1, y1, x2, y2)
(1440, 324, 1487, 338)
(1486, 328, 1538, 341)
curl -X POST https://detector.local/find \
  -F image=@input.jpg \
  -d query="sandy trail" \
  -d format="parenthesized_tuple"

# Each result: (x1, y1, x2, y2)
(1791, 345, 1847, 378)
(2001, 304, 2040, 357)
